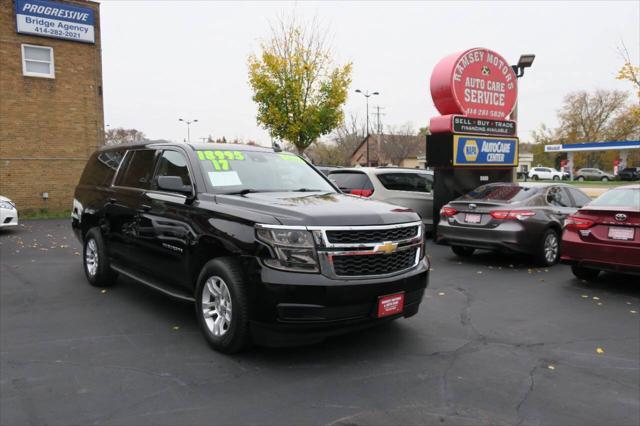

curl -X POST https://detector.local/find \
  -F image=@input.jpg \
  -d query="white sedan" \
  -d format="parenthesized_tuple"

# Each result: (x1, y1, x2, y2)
(0, 196, 19, 228)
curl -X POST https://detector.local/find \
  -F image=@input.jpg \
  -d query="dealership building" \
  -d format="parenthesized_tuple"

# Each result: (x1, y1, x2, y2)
(0, 0, 103, 211)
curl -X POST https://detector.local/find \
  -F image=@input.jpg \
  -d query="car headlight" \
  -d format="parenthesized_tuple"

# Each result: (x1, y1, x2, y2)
(0, 201, 15, 210)
(256, 226, 319, 273)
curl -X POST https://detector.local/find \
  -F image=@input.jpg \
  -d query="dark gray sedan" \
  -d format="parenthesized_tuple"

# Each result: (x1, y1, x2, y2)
(436, 183, 592, 266)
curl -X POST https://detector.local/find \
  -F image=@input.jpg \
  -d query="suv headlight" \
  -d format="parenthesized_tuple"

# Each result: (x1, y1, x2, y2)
(0, 201, 15, 210)
(256, 226, 319, 273)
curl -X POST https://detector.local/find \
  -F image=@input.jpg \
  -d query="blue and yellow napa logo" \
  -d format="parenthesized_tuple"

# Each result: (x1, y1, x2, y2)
(462, 139, 479, 162)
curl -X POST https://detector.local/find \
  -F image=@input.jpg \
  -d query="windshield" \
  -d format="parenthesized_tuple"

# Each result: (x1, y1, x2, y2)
(460, 184, 537, 202)
(196, 149, 336, 194)
(589, 188, 640, 208)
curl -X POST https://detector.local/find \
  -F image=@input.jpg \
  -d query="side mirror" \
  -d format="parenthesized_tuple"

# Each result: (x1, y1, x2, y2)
(157, 176, 191, 194)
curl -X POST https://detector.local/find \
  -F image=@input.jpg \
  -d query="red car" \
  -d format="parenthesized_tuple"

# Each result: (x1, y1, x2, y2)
(561, 184, 640, 280)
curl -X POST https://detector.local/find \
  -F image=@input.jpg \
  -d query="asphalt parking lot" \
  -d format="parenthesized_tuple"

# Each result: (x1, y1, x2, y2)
(1, 220, 638, 426)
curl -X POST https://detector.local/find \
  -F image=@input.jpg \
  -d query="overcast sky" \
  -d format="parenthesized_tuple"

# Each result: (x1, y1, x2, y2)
(100, 1, 639, 146)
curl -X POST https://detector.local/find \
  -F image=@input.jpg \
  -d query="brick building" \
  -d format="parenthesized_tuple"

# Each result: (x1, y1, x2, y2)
(0, 0, 103, 212)
(350, 134, 426, 168)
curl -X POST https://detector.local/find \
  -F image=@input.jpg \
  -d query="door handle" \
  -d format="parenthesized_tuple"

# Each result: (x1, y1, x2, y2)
(141, 204, 151, 212)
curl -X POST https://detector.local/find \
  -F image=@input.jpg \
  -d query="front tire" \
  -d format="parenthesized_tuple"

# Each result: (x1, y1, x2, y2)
(553, 175, 560, 181)
(538, 229, 560, 266)
(451, 246, 475, 257)
(83, 228, 118, 287)
(195, 258, 251, 353)
(601, 177, 609, 182)
(571, 265, 600, 281)
(577, 176, 585, 181)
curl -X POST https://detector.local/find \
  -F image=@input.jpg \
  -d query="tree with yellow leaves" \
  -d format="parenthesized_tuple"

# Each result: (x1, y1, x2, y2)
(248, 17, 352, 154)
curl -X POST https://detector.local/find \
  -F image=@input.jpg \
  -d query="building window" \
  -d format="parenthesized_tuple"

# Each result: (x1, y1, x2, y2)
(21, 45, 55, 79)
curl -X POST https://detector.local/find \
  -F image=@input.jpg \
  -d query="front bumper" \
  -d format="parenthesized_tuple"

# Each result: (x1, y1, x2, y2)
(0, 209, 18, 228)
(249, 257, 430, 346)
(437, 221, 536, 254)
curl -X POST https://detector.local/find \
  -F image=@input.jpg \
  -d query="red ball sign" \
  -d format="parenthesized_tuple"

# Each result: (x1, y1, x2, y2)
(430, 48, 518, 120)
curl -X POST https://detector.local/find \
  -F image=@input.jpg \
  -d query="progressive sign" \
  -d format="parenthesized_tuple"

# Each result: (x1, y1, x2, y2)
(453, 135, 518, 166)
(15, 0, 95, 44)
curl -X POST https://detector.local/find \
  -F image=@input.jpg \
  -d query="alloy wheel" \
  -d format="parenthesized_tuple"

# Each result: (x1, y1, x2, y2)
(544, 233, 559, 264)
(201, 276, 233, 337)
(85, 239, 98, 277)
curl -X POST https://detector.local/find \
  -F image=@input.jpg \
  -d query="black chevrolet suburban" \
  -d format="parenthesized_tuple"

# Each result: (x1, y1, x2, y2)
(72, 142, 430, 353)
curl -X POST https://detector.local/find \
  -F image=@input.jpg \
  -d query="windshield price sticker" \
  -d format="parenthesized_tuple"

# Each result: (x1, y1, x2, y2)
(278, 153, 305, 163)
(197, 150, 244, 171)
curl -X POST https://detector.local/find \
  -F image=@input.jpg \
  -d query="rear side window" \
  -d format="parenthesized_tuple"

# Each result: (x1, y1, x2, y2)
(153, 150, 192, 189)
(79, 150, 124, 187)
(115, 150, 157, 190)
(329, 172, 374, 192)
(462, 184, 536, 203)
(377, 173, 432, 193)
(546, 187, 572, 207)
(568, 188, 592, 207)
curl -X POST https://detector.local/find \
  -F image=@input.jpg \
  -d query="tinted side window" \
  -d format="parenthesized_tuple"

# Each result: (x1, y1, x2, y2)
(546, 187, 572, 207)
(116, 150, 157, 189)
(377, 173, 432, 193)
(329, 172, 373, 192)
(79, 150, 124, 187)
(153, 150, 192, 188)
(568, 188, 591, 207)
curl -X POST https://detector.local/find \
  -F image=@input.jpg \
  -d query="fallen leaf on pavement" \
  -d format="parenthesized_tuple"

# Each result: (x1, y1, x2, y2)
(581, 295, 589, 298)
(548, 365, 555, 370)
(172, 326, 180, 331)
(101, 289, 107, 294)
(596, 347, 605, 354)
(593, 296, 600, 300)
(438, 292, 445, 296)
(631, 310, 638, 314)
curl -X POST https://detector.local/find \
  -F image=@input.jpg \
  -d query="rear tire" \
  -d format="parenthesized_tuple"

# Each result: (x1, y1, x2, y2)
(601, 177, 609, 182)
(83, 228, 118, 287)
(537, 229, 560, 266)
(552, 175, 560, 181)
(577, 176, 585, 181)
(532, 175, 539, 181)
(571, 265, 600, 281)
(195, 258, 251, 353)
(451, 246, 475, 257)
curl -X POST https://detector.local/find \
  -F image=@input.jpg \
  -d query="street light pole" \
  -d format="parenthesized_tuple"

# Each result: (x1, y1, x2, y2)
(178, 118, 198, 143)
(355, 89, 379, 166)
(510, 54, 535, 181)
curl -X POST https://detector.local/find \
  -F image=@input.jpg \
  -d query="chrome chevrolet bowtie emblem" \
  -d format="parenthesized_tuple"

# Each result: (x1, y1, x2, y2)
(374, 241, 398, 255)
(615, 213, 627, 222)
(469, 204, 477, 210)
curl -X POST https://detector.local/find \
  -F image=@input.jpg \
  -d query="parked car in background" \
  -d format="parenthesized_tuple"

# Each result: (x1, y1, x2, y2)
(617, 167, 640, 181)
(528, 167, 564, 181)
(328, 167, 435, 232)
(574, 168, 615, 181)
(437, 182, 592, 266)
(561, 184, 640, 280)
(315, 165, 342, 176)
(72, 143, 430, 353)
(0, 196, 18, 229)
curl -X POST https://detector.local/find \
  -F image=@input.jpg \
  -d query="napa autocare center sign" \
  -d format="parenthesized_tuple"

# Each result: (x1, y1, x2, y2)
(453, 135, 518, 166)
(15, 0, 95, 44)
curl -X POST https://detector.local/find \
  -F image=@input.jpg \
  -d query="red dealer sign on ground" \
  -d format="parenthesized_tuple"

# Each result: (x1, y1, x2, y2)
(430, 48, 518, 120)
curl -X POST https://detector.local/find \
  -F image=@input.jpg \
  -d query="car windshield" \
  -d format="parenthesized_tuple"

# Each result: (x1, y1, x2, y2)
(461, 184, 537, 202)
(195, 149, 336, 194)
(589, 188, 640, 208)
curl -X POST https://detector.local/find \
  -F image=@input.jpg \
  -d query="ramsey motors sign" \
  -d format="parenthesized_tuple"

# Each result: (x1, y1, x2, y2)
(15, 0, 95, 44)
(453, 135, 518, 166)
(431, 48, 518, 120)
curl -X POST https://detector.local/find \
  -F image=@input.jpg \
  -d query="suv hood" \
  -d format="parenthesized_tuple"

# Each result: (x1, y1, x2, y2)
(215, 192, 420, 227)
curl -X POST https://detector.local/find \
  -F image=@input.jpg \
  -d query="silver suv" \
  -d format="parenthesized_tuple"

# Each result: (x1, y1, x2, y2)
(575, 168, 615, 181)
(328, 167, 434, 232)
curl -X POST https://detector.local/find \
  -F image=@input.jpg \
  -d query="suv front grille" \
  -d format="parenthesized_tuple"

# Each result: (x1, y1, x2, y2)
(326, 225, 419, 244)
(332, 247, 419, 277)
